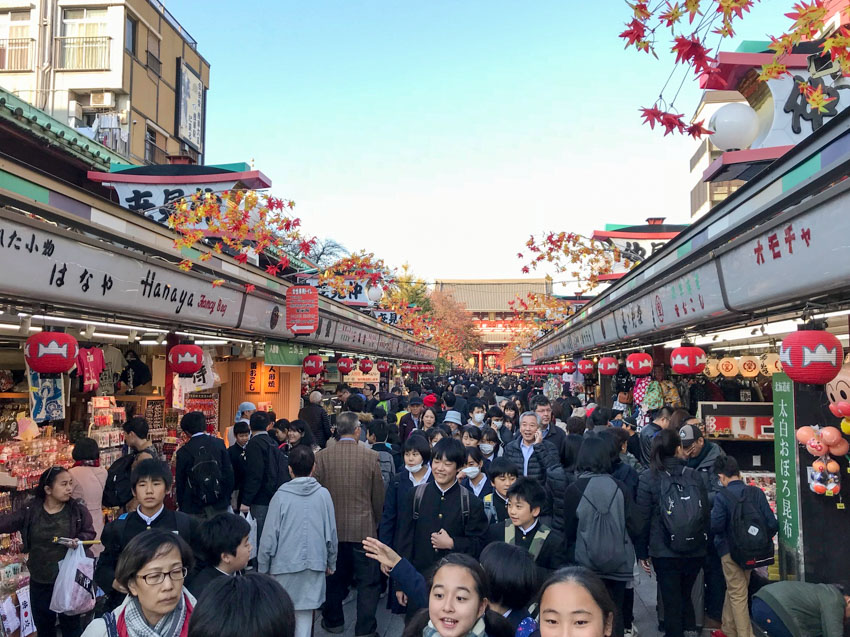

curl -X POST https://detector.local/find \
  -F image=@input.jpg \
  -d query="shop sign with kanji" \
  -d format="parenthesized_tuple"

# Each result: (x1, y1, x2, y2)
(772, 373, 799, 550)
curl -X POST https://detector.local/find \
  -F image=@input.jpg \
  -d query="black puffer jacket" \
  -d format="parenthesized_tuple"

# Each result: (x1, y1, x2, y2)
(547, 464, 573, 535)
(503, 437, 561, 483)
(634, 457, 709, 560)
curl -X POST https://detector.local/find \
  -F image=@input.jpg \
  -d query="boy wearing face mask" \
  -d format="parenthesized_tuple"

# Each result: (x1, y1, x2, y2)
(467, 400, 487, 428)
(378, 434, 432, 549)
(459, 446, 492, 500)
(487, 406, 513, 445)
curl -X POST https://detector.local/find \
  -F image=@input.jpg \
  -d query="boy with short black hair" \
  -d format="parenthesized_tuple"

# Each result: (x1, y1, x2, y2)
(368, 419, 402, 473)
(228, 421, 251, 510)
(485, 476, 565, 573)
(95, 459, 200, 611)
(188, 512, 252, 597)
(467, 400, 487, 427)
(483, 457, 519, 524)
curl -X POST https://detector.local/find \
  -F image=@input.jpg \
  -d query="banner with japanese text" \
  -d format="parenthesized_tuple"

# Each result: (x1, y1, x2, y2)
(773, 373, 799, 550)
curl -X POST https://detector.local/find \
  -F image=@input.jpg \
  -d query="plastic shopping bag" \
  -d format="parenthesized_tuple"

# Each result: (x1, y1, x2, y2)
(49, 544, 96, 615)
(243, 512, 258, 559)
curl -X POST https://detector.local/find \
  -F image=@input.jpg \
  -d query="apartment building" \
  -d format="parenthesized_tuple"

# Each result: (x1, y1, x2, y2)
(0, 0, 209, 165)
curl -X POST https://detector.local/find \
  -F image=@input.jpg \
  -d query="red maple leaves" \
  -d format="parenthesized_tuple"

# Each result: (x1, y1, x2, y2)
(639, 105, 712, 138)
(671, 34, 715, 75)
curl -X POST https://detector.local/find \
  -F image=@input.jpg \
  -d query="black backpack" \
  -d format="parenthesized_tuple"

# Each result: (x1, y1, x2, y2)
(726, 487, 775, 569)
(102, 454, 135, 508)
(264, 443, 291, 494)
(188, 440, 224, 505)
(413, 483, 470, 526)
(658, 468, 707, 554)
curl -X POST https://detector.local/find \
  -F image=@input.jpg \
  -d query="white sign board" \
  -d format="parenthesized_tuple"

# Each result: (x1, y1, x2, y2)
(177, 60, 204, 152)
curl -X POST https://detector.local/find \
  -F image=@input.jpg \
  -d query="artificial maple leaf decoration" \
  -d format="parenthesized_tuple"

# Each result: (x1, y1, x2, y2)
(684, 0, 701, 22)
(628, 0, 651, 20)
(660, 111, 686, 135)
(212, 279, 225, 287)
(785, 0, 827, 39)
(234, 252, 249, 264)
(685, 119, 713, 139)
(805, 83, 837, 112)
(639, 106, 664, 129)
(671, 34, 715, 75)
(758, 61, 789, 81)
(244, 284, 256, 293)
(619, 19, 647, 48)
(660, 2, 684, 27)
(178, 259, 193, 272)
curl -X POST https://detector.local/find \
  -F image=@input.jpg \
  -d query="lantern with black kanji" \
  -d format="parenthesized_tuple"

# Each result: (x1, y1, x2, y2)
(168, 344, 204, 377)
(562, 361, 577, 374)
(578, 359, 595, 375)
(25, 332, 79, 376)
(303, 354, 324, 376)
(780, 329, 844, 385)
(626, 352, 653, 376)
(376, 360, 390, 374)
(670, 346, 707, 375)
(336, 357, 355, 375)
(598, 357, 619, 376)
(359, 358, 374, 374)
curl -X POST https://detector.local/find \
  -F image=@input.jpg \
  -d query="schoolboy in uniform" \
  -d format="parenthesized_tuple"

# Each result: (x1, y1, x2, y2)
(482, 457, 519, 525)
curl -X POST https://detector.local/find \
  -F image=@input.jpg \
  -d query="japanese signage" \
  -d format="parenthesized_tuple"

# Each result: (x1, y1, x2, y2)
(286, 285, 319, 335)
(246, 361, 261, 393)
(773, 373, 799, 550)
(297, 276, 380, 307)
(265, 366, 279, 393)
(112, 180, 236, 226)
(374, 310, 401, 326)
(264, 340, 309, 366)
(177, 59, 204, 152)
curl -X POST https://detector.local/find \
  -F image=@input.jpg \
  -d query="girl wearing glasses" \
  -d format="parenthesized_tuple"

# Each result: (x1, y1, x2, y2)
(0, 466, 95, 637)
(83, 530, 195, 637)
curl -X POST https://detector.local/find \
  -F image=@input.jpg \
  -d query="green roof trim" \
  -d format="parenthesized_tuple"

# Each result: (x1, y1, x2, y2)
(0, 86, 124, 171)
(735, 40, 771, 53)
(604, 224, 631, 231)
(0, 169, 49, 203)
(108, 161, 252, 174)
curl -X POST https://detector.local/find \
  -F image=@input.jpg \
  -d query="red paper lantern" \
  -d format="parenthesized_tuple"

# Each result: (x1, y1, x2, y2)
(670, 346, 707, 375)
(336, 357, 355, 375)
(400, 362, 411, 374)
(25, 332, 79, 375)
(626, 352, 653, 376)
(302, 354, 324, 376)
(376, 360, 390, 374)
(598, 357, 619, 375)
(168, 344, 204, 376)
(562, 361, 577, 374)
(780, 330, 844, 385)
(578, 359, 595, 375)
(425, 364, 435, 372)
(359, 358, 374, 374)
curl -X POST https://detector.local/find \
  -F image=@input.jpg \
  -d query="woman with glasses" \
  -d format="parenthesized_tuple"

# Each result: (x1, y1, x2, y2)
(83, 530, 195, 637)
(0, 466, 95, 637)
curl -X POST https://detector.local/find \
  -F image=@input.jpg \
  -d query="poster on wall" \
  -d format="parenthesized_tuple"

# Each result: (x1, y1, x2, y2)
(27, 366, 65, 423)
(176, 59, 204, 152)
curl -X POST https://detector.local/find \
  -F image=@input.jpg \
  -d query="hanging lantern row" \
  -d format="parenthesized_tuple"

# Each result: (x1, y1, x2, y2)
(670, 346, 707, 376)
(304, 355, 435, 377)
(168, 344, 204, 377)
(626, 352, 653, 376)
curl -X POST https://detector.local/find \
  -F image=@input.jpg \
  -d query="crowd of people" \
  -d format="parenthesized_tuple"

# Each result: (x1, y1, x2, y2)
(2, 373, 847, 637)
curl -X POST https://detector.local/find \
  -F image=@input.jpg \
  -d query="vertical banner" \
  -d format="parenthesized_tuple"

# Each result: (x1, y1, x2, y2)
(772, 373, 799, 577)
(246, 361, 260, 393)
(17, 584, 34, 636)
(265, 366, 279, 393)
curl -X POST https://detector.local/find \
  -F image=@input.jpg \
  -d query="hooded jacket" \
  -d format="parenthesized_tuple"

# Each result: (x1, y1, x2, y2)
(687, 440, 725, 502)
(258, 477, 338, 576)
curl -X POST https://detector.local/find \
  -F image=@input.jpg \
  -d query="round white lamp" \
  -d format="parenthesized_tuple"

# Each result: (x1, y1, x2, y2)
(709, 103, 760, 151)
(366, 285, 383, 303)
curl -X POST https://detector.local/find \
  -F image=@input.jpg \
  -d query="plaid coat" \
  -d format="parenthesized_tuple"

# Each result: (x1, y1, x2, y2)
(314, 439, 385, 543)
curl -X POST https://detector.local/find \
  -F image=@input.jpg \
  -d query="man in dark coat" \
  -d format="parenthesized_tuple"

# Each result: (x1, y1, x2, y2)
(175, 411, 234, 518)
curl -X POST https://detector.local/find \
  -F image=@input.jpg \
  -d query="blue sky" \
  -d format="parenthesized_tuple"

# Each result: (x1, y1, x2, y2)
(175, 0, 789, 283)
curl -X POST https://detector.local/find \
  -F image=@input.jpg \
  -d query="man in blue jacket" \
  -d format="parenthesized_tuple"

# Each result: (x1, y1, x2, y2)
(711, 455, 777, 637)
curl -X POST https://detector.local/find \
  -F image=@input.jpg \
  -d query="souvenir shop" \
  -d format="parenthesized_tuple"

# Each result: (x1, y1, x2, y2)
(530, 107, 850, 586)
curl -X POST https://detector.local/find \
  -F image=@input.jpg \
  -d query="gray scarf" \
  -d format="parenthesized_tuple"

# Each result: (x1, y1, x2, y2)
(423, 616, 486, 637)
(121, 590, 188, 637)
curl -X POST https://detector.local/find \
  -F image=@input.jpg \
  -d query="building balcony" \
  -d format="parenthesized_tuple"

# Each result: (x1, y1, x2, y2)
(94, 126, 129, 158)
(0, 39, 35, 72)
(55, 36, 111, 71)
(144, 140, 168, 165)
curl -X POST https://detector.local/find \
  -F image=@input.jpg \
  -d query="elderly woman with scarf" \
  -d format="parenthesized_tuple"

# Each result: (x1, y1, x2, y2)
(83, 530, 195, 637)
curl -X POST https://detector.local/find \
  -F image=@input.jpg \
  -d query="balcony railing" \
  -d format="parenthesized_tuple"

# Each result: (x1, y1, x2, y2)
(94, 127, 129, 158)
(55, 36, 111, 71)
(0, 39, 35, 72)
(144, 140, 168, 165)
(146, 50, 161, 76)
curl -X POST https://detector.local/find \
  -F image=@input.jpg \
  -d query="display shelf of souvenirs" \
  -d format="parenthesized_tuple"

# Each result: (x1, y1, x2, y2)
(741, 471, 777, 514)
(0, 436, 73, 491)
(144, 398, 165, 430)
(185, 393, 219, 433)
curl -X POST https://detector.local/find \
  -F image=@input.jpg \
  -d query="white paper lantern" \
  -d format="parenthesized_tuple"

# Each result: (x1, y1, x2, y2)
(366, 286, 384, 303)
(709, 103, 760, 151)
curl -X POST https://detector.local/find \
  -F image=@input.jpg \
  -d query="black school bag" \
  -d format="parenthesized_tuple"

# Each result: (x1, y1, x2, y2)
(188, 440, 224, 506)
(726, 486, 775, 569)
(658, 467, 707, 554)
(102, 453, 135, 508)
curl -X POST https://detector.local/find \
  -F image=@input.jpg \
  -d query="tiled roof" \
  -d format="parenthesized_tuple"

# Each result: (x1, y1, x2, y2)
(433, 279, 552, 312)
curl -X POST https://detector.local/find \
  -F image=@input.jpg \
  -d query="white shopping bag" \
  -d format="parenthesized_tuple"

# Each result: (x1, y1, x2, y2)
(243, 512, 258, 559)
(49, 545, 96, 615)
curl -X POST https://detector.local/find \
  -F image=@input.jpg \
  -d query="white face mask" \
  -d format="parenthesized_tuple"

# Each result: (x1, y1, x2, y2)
(473, 413, 485, 424)
(479, 443, 495, 456)
(491, 419, 503, 428)
(405, 463, 423, 474)
(461, 466, 481, 479)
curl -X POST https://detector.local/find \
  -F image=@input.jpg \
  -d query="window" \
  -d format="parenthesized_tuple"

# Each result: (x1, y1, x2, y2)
(0, 10, 33, 71)
(146, 31, 160, 75)
(57, 8, 109, 70)
(125, 15, 137, 55)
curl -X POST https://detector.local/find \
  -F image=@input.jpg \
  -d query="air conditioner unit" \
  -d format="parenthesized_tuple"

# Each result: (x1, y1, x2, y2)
(68, 100, 83, 120)
(90, 91, 115, 108)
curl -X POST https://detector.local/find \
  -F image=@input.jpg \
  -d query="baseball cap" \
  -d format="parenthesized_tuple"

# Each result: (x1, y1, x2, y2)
(408, 397, 424, 406)
(443, 410, 463, 426)
(679, 423, 704, 448)
(622, 413, 638, 429)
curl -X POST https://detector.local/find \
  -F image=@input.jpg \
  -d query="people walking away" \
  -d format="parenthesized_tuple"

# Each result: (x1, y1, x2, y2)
(187, 572, 296, 637)
(479, 542, 540, 633)
(176, 411, 234, 520)
(482, 457, 518, 525)
(96, 459, 200, 613)
(188, 512, 251, 598)
(537, 567, 616, 637)
(227, 421, 250, 510)
(638, 406, 672, 466)
(0, 467, 94, 637)
(635, 429, 710, 637)
(751, 580, 850, 637)
(83, 531, 195, 637)
(123, 416, 160, 462)
(562, 436, 636, 637)
(299, 390, 333, 448)
(228, 401, 256, 446)
(368, 419, 403, 481)
(240, 411, 288, 543)
(313, 411, 385, 637)
(711, 456, 777, 637)
(400, 396, 424, 441)
(598, 428, 640, 503)
(70, 436, 108, 556)
(259, 445, 338, 637)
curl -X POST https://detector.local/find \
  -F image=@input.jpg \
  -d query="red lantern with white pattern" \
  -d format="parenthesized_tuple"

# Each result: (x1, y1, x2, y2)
(336, 357, 355, 375)
(303, 354, 324, 376)
(780, 330, 844, 385)
(376, 360, 391, 374)
(562, 361, 577, 374)
(598, 357, 619, 376)
(168, 344, 204, 376)
(578, 359, 595, 375)
(359, 359, 374, 374)
(25, 332, 79, 375)
(626, 352, 653, 376)
(400, 363, 411, 374)
(670, 346, 707, 375)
